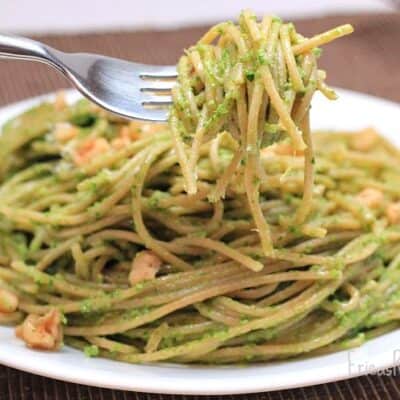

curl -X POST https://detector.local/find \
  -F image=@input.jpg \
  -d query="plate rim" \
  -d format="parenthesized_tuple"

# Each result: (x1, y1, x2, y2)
(0, 87, 400, 395)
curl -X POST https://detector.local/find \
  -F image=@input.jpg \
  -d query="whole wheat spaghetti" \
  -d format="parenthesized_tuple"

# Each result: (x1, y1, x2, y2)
(2, 12, 398, 364)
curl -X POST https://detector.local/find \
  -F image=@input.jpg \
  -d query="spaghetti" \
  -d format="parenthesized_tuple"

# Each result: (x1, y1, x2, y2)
(1, 12, 399, 364)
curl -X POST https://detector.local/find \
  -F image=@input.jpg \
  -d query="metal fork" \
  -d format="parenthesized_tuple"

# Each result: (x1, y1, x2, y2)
(0, 33, 177, 121)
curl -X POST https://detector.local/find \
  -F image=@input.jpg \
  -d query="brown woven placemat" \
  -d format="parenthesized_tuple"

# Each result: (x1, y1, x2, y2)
(1, 12, 400, 400)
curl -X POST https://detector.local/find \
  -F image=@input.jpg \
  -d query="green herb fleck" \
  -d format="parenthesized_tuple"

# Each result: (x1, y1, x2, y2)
(84, 345, 99, 357)
(288, 225, 300, 235)
(312, 48, 323, 58)
(147, 191, 168, 211)
(80, 299, 93, 313)
(257, 49, 267, 66)
(245, 71, 255, 81)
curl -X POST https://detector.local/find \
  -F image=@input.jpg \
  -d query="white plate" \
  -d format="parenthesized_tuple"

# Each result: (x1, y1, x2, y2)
(1, 88, 400, 395)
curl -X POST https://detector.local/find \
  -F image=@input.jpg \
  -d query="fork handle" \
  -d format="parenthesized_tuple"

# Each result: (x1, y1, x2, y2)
(0, 33, 60, 69)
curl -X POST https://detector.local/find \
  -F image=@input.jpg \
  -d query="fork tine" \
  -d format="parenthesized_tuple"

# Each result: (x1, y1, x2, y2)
(142, 94, 172, 106)
(139, 79, 176, 92)
(139, 65, 177, 78)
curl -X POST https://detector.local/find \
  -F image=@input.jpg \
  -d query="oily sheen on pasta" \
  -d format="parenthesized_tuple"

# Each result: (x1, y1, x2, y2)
(2, 12, 400, 364)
